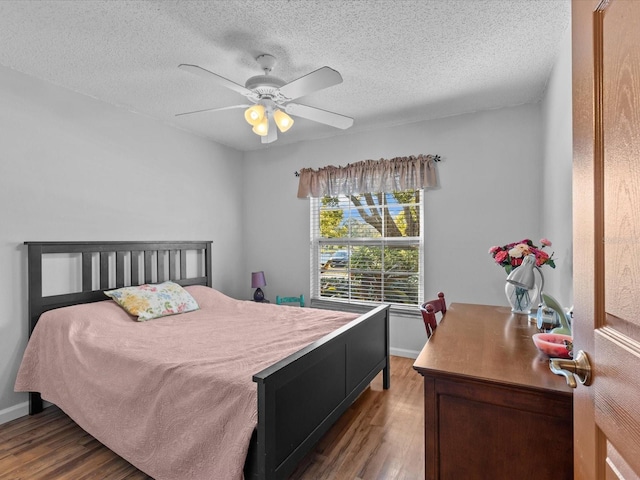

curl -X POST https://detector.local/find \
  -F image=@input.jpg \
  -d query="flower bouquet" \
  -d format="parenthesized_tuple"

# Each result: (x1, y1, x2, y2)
(489, 238, 556, 274)
(489, 239, 556, 313)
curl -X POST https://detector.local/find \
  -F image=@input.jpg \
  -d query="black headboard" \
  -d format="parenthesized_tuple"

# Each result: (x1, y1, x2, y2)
(25, 241, 213, 336)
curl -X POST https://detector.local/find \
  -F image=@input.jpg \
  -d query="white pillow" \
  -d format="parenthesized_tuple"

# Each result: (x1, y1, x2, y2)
(104, 281, 199, 321)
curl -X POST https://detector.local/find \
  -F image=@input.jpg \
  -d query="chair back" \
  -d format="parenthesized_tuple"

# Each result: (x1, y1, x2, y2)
(420, 292, 446, 339)
(276, 294, 305, 307)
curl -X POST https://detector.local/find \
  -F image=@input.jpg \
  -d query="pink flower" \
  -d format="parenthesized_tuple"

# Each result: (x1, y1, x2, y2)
(540, 238, 552, 247)
(534, 250, 550, 266)
(489, 246, 500, 254)
(494, 251, 508, 263)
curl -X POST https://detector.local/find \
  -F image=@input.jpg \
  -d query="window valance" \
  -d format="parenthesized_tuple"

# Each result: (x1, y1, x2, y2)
(296, 154, 439, 198)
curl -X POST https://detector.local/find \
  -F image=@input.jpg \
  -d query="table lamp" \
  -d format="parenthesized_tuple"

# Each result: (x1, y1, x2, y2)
(251, 271, 266, 302)
(506, 253, 544, 308)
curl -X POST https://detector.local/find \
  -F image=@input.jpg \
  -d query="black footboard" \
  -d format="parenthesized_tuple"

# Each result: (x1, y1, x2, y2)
(248, 304, 390, 480)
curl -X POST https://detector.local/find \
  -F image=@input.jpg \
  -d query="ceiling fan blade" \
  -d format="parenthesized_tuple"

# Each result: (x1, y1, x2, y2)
(175, 104, 250, 117)
(278, 66, 343, 100)
(178, 64, 253, 97)
(262, 114, 278, 144)
(285, 103, 354, 129)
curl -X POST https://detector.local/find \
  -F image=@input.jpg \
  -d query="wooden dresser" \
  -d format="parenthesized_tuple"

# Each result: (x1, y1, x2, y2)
(413, 303, 573, 480)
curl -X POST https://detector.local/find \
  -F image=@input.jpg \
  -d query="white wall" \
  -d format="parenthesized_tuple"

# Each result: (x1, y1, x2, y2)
(242, 104, 547, 356)
(0, 65, 245, 422)
(541, 25, 573, 309)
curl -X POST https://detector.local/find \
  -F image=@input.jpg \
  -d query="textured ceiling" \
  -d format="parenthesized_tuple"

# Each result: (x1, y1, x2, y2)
(0, 0, 570, 152)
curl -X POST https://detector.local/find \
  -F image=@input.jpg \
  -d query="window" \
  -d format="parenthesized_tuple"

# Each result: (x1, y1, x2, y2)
(311, 190, 423, 309)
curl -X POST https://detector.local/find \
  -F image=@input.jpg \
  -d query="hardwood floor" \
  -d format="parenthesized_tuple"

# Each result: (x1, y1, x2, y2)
(0, 356, 423, 480)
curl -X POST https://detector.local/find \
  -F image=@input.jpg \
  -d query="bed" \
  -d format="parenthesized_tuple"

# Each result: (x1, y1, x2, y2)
(16, 241, 390, 480)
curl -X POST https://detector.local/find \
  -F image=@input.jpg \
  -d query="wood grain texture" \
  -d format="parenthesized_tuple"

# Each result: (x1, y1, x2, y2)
(599, 0, 640, 476)
(0, 356, 422, 480)
(571, 1, 601, 477)
(0, 407, 149, 480)
(414, 303, 574, 394)
(414, 303, 573, 480)
(603, 0, 640, 325)
(595, 328, 640, 475)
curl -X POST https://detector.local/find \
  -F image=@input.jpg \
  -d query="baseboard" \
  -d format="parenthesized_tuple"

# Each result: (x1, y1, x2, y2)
(0, 401, 29, 425)
(390, 347, 420, 359)
(0, 399, 55, 425)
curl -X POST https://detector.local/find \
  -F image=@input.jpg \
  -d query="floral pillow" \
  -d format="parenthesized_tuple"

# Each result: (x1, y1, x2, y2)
(104, 281, 199, 321)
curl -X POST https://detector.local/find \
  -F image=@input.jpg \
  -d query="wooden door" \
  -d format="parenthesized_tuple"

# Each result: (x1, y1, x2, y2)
(572, 0, 640, 478)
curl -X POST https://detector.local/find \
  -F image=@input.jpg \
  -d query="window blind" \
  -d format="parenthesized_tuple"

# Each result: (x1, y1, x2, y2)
(310, 190, 424, 308)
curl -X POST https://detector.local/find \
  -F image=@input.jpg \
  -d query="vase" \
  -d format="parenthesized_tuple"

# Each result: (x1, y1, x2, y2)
(504, 282, 537, 314)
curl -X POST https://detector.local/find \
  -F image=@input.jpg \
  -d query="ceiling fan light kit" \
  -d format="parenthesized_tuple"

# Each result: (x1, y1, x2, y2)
(178, 53, 353, 144)
(244, 103, 293, 136)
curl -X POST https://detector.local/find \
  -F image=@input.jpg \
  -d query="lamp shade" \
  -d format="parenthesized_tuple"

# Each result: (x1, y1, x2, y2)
(251, 271, 266, 288)
(252, 116, 269, 136)
(273, 109, 294, 132)
(244, 105, 265, 126)
(506, 254, 536, 289)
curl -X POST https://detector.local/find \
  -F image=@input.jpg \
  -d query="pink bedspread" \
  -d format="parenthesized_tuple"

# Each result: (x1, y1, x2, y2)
(15, 286, 358, 480)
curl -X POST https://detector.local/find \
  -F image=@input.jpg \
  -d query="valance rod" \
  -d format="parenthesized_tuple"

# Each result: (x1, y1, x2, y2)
(294, 154, 441, 177)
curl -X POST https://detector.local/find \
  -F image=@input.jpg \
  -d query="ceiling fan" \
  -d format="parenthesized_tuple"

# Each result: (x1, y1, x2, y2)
(177, 54, 354, 144)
